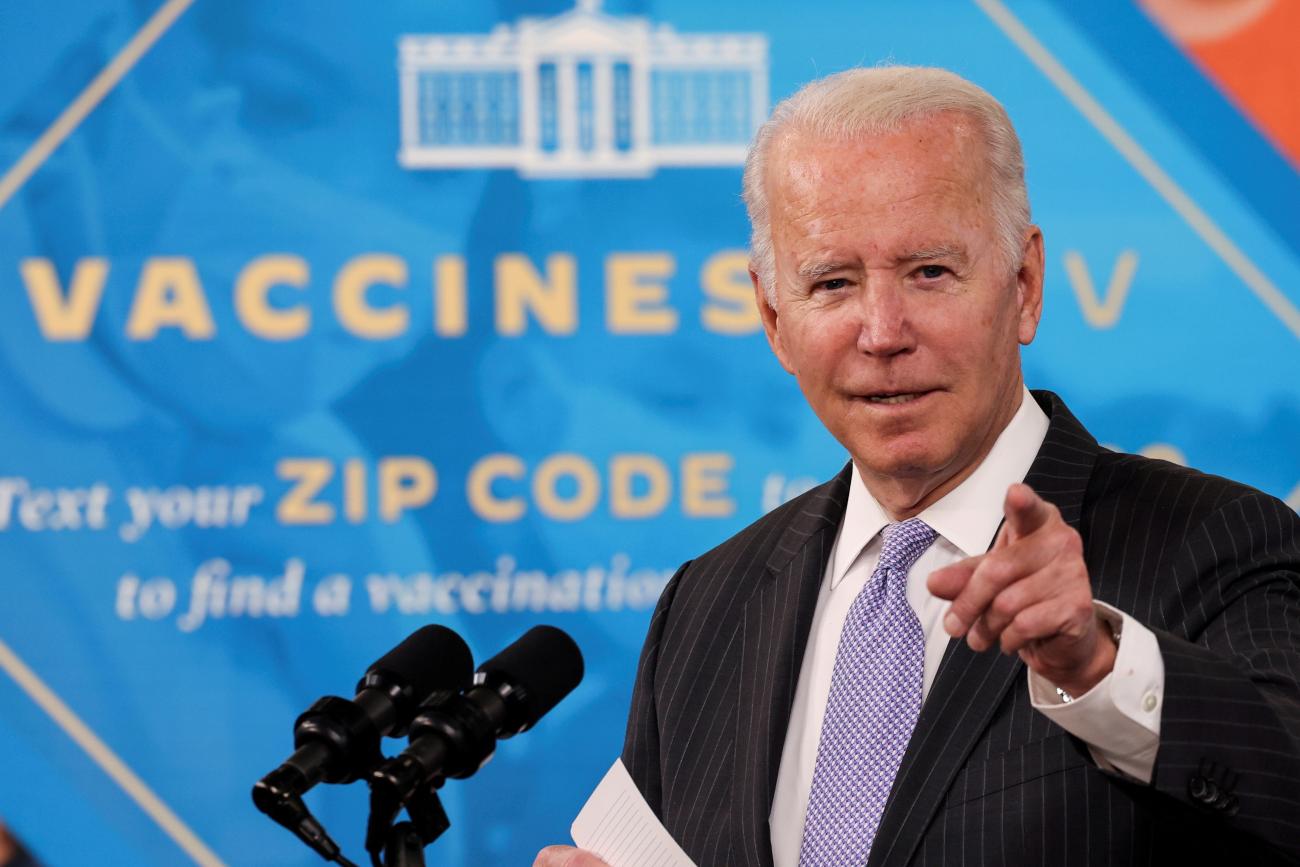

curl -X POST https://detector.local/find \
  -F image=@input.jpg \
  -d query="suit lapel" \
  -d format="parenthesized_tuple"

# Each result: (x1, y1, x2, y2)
(867, 390, 1101, 867)
(732, 466, 852, 867)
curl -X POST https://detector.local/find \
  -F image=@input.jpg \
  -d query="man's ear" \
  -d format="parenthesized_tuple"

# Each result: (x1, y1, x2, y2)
(1015, 226, 1045, 346)
(752, 267, 796, 374)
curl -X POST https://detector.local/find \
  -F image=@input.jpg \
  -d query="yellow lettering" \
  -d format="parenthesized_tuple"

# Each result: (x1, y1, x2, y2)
(344, 458, 366, 523)
(334, 254, 409, 339)
(701, 250, 760, 334)
(495, 253, 577, 335)
(467, 454, 527, 522)
(533, 453, 599, 521)
(235, 254, 309, 340)
(682, 452, 735, 518)
(606, 253, 677, 334)
(20, 257, 107, 341)
(435, 255, 468, 337)
(276, 459, 335, 525)
(378, 457, 436, 522)
(1063, 250, 1139, 329)
(610, 454, 672, 518)
(125, 257, 215, 340)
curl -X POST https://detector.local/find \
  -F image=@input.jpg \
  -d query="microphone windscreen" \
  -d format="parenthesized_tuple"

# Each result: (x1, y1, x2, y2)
(365, 624, 474, 699)
(478, 625, 584, 728)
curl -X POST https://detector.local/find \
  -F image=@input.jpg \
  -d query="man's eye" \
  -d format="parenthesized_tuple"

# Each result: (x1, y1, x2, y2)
(918, 265, 948, 280)
(816, 278, 849, 291)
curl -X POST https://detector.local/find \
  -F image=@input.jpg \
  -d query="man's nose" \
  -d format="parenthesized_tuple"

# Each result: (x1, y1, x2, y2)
(855, 284, 914, 356)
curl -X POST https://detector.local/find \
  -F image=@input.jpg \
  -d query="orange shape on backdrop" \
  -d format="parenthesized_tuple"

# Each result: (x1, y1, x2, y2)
(1140, 0, 1300, 171)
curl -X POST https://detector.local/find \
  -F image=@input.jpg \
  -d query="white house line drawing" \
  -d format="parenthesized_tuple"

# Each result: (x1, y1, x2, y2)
(397, 0, 769, 177)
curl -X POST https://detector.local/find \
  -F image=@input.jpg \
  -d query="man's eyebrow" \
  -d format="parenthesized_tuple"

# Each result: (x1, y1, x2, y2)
(899, 245, 967, 263)
(796, 260, 854, 279)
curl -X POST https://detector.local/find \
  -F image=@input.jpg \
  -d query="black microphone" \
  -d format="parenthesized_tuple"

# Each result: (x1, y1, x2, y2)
(253, 625, 473, 862)
(366, 626, 584, 851)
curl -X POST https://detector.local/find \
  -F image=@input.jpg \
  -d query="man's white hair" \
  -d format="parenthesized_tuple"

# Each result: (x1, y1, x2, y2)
(741, 66, 1031, 304)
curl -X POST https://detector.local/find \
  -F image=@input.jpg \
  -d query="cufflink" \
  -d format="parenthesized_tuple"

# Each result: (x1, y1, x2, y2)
(1099, 608, 1123, 646)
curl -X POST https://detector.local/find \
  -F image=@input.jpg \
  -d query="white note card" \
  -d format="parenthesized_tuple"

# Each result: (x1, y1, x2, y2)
(571, 759, 697, 867)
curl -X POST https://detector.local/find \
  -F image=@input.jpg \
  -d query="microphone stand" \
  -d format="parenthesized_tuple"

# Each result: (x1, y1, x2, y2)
(380, 822, 426, 867)
(366, 776, 451, 867)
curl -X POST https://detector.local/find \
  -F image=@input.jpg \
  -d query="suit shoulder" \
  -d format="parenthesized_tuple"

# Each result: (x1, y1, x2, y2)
(639, 475, 843, 684)
(672, 473, 846, 593)
(1090, 450, 1292, 527)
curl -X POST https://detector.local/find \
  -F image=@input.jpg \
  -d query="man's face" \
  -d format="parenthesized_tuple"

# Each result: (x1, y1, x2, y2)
(755, 113, 1044, 511)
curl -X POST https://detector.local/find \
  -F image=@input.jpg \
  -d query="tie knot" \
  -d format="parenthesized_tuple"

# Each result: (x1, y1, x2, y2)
(878, 518, 937, 574)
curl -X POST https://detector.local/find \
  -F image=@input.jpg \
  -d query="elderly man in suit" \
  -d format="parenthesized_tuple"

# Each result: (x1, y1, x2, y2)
(537, 66, 1300, 866)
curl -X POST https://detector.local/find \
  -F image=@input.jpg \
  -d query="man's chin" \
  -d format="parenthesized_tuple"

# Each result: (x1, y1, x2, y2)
(850, 447, 947, 483)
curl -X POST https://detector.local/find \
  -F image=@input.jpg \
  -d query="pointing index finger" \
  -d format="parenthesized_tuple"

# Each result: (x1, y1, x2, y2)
(1003, 482, 1053, 539)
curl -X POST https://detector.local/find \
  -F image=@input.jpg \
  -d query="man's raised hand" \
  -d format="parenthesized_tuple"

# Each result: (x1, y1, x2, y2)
(926, 483, 1116, 697)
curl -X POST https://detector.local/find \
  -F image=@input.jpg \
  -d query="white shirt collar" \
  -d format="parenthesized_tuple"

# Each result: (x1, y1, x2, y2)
(829, 387, 1050, 589)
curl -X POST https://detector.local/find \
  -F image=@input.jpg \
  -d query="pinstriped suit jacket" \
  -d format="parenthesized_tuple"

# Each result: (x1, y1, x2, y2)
(622, 391, 1300, 866)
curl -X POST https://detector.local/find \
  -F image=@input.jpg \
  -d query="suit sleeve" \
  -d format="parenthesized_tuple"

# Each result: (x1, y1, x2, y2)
(1027, 602, 1163, 781)
(1149, 491, 1300, 860)
(620, 559, 690, 819)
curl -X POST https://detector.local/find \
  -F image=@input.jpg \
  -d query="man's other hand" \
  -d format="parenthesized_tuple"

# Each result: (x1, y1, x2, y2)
(533, 845, 610, 866)
(926, 483, 1117, 696)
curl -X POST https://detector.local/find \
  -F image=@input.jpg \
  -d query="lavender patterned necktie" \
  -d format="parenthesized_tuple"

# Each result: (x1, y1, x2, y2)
(798, 518, 938, 866)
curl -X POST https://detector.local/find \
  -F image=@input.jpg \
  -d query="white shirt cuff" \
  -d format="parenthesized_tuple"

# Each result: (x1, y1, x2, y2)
(1026, 601, 1163, 783)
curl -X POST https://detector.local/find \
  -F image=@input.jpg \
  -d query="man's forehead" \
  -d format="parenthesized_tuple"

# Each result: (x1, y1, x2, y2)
(769, 114, 985, 198)
(765, 117, 992, 253)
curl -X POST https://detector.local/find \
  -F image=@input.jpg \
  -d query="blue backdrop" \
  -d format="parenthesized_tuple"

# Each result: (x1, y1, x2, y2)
(1, 1, 1297, 864)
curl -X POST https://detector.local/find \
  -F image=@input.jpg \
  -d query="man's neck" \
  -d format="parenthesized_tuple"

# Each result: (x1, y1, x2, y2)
(858, 387, 1027, 521)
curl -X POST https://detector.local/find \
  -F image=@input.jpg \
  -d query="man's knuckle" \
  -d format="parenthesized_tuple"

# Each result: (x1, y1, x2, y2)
(1000, 629, 1021, 652)
(951, 599, 976, 621)
(995, 560, 1020, 585)
(1061, 527, 1082, 555)
(1013, 608, 1044, 634)
(982, 558, 1015, 587)
(990, 592, 1018, 620)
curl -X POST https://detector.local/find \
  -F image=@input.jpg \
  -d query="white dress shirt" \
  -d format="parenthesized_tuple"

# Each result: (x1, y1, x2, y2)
(769, 388, 1164, 867)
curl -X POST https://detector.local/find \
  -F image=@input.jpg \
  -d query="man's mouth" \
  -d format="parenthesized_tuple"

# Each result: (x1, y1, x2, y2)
(864, 390, 932, 405)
